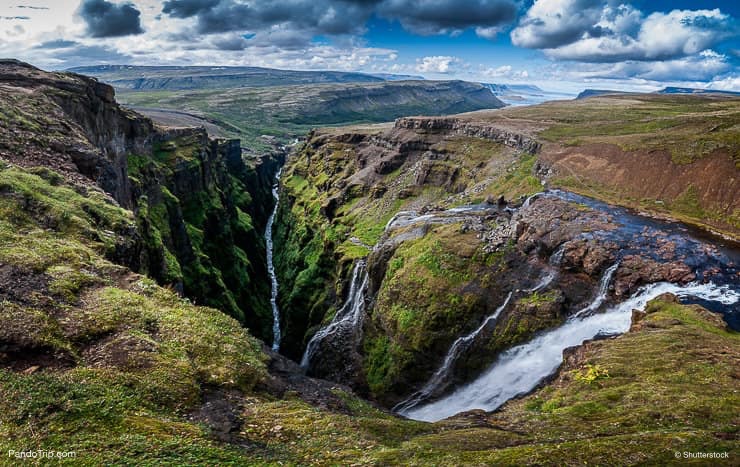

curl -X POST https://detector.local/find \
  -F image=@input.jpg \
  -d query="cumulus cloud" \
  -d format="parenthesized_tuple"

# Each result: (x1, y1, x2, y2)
(707, 75, 740, 91)
(415, 55, 461, 73)
(481, 64, 529, 80)
(162, 0, 220, 18)
(511, 0, 610, 49)
(549, 9, 736, 62)
(159, 0, 519, 42)
(78, 0, 144, 38)
(512, 1, 737, 63)
(160, 0, 373, 37)
(378, 0, 519, 36)
(545, 49, 733, 83)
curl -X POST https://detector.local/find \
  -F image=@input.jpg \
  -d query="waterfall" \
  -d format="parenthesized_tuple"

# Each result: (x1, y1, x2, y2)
(573, 262, 619, 318)
(394, 292, 514, 414)
(526, 245, 567, 292)
(265, 169, 282, 351)
(549, 245, 566, 266)
(526, 270, 556, 293)
(522, 192, 543, 208)
(402, 281, 739, 422)
(300, 260, 369, 369)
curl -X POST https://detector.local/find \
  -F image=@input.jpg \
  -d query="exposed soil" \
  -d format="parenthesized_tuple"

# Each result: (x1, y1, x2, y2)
(0, 346, 75, 372)
(540, 142, 740, 236)
(81, 332, 156, 370)
(256, 345, 359, 414)
(0, 264, 53, 308)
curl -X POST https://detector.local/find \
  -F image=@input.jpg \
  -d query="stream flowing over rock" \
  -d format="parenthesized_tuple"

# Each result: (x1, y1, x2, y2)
(403, 281, 739, 422)
(300, 260, 369, 386)
(396, 190, 739, 420)
(266, 169, 283, 351)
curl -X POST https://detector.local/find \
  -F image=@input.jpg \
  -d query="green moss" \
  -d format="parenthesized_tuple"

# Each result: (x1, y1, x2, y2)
(483, 153, 542, 200)
(671, 185, 706, 218)
(519, 290, 558, 306)
(47, 265, 104, 303)
(364, 335, 396, 396)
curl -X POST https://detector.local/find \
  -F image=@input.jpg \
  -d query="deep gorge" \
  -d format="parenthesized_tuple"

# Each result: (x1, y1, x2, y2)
(269, 116, 740, 414)
(1, 60, 739, 464)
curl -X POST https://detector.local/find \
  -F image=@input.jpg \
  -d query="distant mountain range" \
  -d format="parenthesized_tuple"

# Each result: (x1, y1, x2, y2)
(577, 87, 740, 99)
(68, 64, 393, 90)
(68, 65, 569, 106)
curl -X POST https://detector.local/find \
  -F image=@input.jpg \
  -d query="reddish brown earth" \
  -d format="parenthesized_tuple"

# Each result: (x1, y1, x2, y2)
(540, 142, 739, 234)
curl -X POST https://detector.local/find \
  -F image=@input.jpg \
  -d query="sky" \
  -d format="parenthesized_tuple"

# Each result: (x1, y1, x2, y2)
(0, 0, 738, 93)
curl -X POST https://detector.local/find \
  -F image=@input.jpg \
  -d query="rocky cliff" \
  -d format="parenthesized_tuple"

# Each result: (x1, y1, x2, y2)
(273, 118, 569, 395)
(0, 59, 280, 340)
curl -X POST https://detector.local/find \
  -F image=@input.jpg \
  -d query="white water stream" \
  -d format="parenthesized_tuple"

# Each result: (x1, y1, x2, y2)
(300, 260, 369, 368)
(265, 169, 282, 351)
(402, 281, 739, 422)
(394, 292, 514, 413)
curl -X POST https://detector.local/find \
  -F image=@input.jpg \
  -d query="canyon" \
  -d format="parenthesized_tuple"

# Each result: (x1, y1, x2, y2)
(0, 60, 738, 465)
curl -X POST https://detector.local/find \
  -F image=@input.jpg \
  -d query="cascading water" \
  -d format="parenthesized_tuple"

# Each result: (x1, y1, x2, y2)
(525, 245, 566, 293)
(403, 281, 739, 422)
(301, 260, 369, 369)
(265, 168, 282, 351)
(572, 262, 619, 318)
(522, 192, 543, 208)
(395, 292, 514, 414)
(400, 189, 739, 422)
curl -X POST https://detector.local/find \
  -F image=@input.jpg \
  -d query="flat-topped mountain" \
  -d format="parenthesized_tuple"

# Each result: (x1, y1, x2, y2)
(578, 86, 740, 100)
(68, 64, 389, 90)
(113, 78, 507, 152)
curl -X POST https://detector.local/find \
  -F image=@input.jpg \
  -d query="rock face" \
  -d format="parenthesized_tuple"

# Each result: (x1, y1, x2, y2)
(0, 59, 281, 340)
(395, 117, 542, 154)
(272, 119, 601, 402)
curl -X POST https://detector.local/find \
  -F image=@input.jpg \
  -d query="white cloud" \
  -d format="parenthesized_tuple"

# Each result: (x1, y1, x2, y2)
(474, 26, 503, 40)
(707, 75, 740, 91)
(511, 0, 610, 50)
(512, 1, 737, 63)
(415, 55, 461, 73)
(480, 64, 529, 80)
(539, 49, 732, 84)
(546, 8, 736, 62)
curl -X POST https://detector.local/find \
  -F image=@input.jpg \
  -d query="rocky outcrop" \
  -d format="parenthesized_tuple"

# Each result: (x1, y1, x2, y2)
(395, 117, 542, 153)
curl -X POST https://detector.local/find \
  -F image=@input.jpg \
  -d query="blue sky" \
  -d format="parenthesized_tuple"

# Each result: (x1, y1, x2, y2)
(1, 1, 738, 93)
